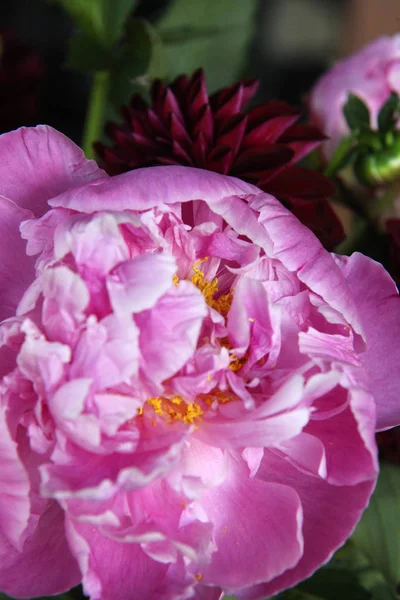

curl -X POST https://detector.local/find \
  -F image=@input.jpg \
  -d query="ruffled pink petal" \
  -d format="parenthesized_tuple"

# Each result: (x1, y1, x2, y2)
(0, 501, 80, 598)
(247, 193, 361, 334)
(334, 253, 400, 429)
(0, 197, 35, 322)
(0, 126, 106, 216)
(136, 281, 207, 387)
(0, 404, 30, 550)
(304, 391, 377, 485)
(65, 518, 195, 600)
(196, 465, 303, 590)
(237, 451, 376, 599)
(107, 253, 177, 314)
(49, 165, 259, 214)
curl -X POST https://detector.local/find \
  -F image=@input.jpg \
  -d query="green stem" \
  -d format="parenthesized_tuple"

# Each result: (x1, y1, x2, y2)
(335, 217, 369, 256)
(82, 70, 110, 159)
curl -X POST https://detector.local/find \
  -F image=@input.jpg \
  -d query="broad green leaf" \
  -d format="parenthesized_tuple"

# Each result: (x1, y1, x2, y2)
(330, 542, 395, 600)
(351, 463, 400, 593)
(66, 32, 115, 72)
(50, 0, 106, 43)
(297, 567, 371, 600)
(378, 92, 400, 133)
(343, 93, 371, 132)
(324, 135, 357, 177)
(102, 0, 139, 44)
(51, 0, 138, 46)
(161, 25, 226, 44)
(223, 589, 326, 600)
(156, 0, 258, 92)
(279, 592, 328, 600)
(108, 18, 168, 109)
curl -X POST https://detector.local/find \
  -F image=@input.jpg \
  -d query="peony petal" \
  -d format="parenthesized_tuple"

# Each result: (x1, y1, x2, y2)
(238, 451, 376, 599)
(0, 196, 35, 322)
(65, 518, 195, 600)
(196, 465, 303, 589)
(334, 253, 400, 430)
(0, 501, 80, 598)
(0, 125, 106, 216)
(136, 281, 207, 386)
(0, 403, 30, 550)
(107, 253, 177, 314)
(248, 193, 361, 334)
(49, 165, 259, 214)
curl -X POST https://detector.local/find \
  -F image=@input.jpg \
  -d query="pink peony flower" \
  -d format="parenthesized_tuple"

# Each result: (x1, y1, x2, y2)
(309, 35, 400, 160)
(0, 125, 400, 600)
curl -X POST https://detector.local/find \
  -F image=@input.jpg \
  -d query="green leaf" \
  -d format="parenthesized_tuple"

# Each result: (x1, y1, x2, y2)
(102, 0, 139, 45)
(378, 92, 400, 133)
(156, 0, 258, 92)
(50, 0, 107, 43)
(351, 463, 400, 593)
(51, 0, 138, 46)
(160, 24, 227, 44)
(324, 135, 358, 177)
(66, 32, 115, 72)
(108, 18, 168, 109)
(343, 93, 371, 131)
(297, 567, 371, 600)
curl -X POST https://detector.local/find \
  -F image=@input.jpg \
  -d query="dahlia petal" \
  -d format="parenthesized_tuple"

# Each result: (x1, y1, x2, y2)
(0, 403, 30, 550)
(197, 471, 303, 589)
(244, 114, 299, 146)
(239, 451, 376, 599)
(0, 125, 105, 216)
(0, 501, 80, 599)
(0, 196, 35, 321)
(334, 253, 400, 430)
(107, 253, 177, 314)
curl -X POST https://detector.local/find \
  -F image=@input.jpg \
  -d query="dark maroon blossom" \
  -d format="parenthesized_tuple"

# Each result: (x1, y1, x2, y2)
(0, 30, 44, 133)
(95, 69, 343, 250)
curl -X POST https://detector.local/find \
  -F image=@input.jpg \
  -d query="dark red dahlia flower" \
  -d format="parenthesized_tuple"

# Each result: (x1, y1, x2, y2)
(0, 30, 45, 133)
(95, 69, 343, 250)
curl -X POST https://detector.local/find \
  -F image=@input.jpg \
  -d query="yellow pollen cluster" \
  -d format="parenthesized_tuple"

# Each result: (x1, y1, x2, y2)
(191, 265, 233, 314)
(198, 388, 236, 407)
(147, 395, 203, 425)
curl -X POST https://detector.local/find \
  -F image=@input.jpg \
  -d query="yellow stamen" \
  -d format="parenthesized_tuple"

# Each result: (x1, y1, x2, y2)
(199, 388, 236, 407)
(191, 267, 233, 314)
(147, 395, 203, 425)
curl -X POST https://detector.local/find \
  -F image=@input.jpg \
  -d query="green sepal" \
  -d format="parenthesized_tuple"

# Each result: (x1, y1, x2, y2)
(377, 92, 400, 134)
(108, 18, 168, 109)
(324, 136, 358, 177)
(343, 93, 371, 132)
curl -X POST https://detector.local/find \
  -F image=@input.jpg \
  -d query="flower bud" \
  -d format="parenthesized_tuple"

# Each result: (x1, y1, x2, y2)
(354, 133, 400, 186)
